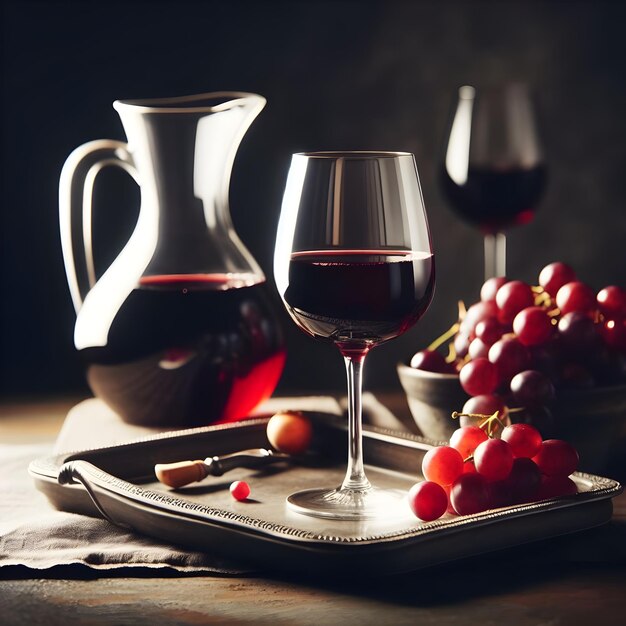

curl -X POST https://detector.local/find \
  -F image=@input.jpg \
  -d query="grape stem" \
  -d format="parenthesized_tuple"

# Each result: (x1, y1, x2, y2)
(427, 322, 460, 353)
(425, 301, 467, 360)
(451, 410, 506, 438)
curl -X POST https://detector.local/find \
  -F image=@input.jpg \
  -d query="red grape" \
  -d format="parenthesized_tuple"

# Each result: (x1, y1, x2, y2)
(538, 262, 576, 297)
(460, 301, 498, 336)
(501, 423, 542, 458)
(601, 317, 626, 352)
(450, 473, 490, 515)
(490, 458, 541, 507)
(509, 370, 555, 408)
(496, 281, 534, 324)
(514, 405, 557, 440)
(557, 311, 599, 354)
(556, 281, 596, 315)
(475, 317, 504, 345)
(422, 446, 464, 486)
(513, 306, 553, 346)
(410, 349, 454, 373)
(474, 438, 514, 481)
(454, 332, 471, 359)
(532, 440, 579, 476)
(597, 286, 626, 318)
(462, 394, 506, 416)
(408, 481, 448, 521)
(481, 277, 508, 302)
(459, 358, 499, 396)
(488, 337, 531, 383)
(538, 475, 578, 499)
(468, 337, 490, 359)
(460, 394, 508, 428)
(449, 426, 488, 459)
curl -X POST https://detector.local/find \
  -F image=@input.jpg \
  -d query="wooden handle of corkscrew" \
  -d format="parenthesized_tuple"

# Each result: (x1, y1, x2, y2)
(154, 460, 209, 489)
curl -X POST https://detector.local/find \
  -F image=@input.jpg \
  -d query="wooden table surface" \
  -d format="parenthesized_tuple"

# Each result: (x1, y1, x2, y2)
(1, 395, 626, 626)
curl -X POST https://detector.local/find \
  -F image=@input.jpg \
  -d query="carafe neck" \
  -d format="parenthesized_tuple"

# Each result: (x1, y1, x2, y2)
(114, 93, 266, 280)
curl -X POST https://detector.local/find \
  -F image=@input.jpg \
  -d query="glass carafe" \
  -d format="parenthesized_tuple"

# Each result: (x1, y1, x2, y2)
(59, 92, 285, 427)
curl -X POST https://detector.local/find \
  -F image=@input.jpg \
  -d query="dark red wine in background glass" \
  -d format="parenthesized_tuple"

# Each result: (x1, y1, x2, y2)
(440, 164, 547, 234)
(283, 250, 435, 345)
(81, 275, 285, 427)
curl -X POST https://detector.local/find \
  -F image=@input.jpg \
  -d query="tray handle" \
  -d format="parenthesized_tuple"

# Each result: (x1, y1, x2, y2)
(59, 460, 132, 529)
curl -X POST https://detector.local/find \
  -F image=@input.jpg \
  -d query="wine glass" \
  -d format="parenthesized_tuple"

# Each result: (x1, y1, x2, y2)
(274, 151, 435, 520)
(441, 84, 547, 280)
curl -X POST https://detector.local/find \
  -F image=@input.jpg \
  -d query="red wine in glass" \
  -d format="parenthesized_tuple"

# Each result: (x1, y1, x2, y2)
(275, 151, 434, 520)
(441, 84, 546, 279)
(284, 250, 434, 345)
(440, 164, 547, 234)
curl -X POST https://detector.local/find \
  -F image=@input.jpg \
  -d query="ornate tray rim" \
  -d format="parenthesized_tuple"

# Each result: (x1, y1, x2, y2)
(29, 415, 623, 547)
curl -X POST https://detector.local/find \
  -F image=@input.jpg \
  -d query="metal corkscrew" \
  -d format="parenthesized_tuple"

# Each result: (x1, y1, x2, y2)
(154, 448, 289, 489)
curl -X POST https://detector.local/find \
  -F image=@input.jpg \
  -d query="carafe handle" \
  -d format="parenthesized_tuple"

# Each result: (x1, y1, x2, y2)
(59, 139, 139, 311)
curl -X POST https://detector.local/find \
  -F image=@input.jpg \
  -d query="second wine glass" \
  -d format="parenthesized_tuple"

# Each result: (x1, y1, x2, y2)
(441, 84, 547, 280)
(274, 151, 435, 520)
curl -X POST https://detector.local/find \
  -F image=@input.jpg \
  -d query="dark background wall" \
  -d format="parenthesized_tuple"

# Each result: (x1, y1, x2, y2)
(2, 0, 625, 399)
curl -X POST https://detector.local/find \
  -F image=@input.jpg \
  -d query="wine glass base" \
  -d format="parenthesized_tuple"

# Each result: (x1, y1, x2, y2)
(286, 486, 410, 521)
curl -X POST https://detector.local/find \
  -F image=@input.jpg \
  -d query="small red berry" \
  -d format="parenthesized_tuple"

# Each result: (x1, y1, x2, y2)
(230, 481, 251, 501)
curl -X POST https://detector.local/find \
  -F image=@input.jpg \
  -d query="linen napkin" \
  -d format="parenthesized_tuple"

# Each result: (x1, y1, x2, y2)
(0, 394, 405, 573)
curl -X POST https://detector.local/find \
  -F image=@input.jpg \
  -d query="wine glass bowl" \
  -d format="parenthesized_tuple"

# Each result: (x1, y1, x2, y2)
(441, 84, 547, 279)
(274, 151, 435, 519)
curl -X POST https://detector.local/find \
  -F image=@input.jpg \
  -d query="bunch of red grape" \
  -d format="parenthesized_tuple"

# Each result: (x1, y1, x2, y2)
(408, 421, 579, 521)
(410, 262, 626, 435)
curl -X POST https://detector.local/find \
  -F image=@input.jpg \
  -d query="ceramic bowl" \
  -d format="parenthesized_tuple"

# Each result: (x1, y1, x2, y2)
(397, 361, 626, 477)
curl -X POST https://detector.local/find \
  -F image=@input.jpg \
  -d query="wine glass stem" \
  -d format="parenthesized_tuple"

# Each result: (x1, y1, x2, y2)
(341, 352, 371, 492)
(484, 232, 506, 280)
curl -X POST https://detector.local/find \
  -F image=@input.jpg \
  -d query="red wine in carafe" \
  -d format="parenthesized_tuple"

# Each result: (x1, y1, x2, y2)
(283, 251, 434, 345)
(81, 275, 285, 427)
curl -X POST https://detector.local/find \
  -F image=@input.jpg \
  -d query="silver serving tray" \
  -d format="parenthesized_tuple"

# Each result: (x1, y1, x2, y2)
(29, 413, 622, 575)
